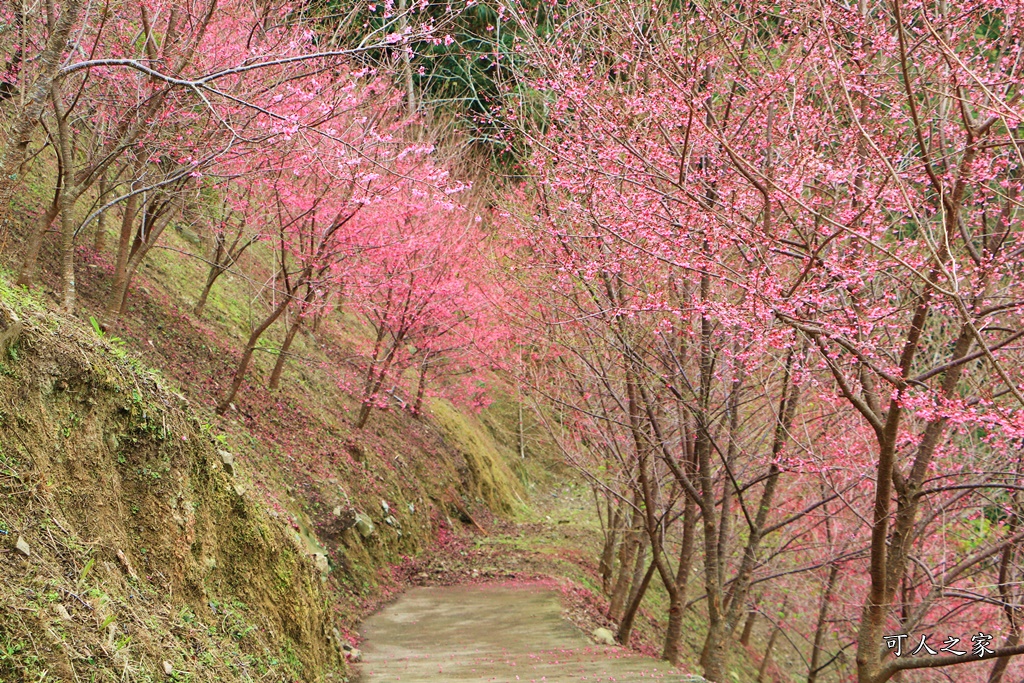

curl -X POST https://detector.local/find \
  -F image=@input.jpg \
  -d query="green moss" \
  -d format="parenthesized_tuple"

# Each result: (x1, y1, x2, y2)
(273, 549, 296, 593)
(429, 399, 523, 514)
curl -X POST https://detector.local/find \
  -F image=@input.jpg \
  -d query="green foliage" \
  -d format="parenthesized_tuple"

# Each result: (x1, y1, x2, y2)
(320, 0, 559, 169)
(431, 398, 523, 512)
(78, 557, 96, 588)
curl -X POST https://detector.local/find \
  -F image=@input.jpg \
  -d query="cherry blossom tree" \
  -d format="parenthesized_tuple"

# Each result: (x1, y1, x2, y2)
(501, 0, 1024, 681)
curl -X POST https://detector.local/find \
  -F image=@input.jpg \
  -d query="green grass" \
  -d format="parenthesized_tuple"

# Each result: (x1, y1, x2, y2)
(429, 398, 524, 513)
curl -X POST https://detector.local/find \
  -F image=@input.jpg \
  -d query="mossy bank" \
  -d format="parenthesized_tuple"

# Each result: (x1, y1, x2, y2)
(0, 274, 526, 682)
(0, 291, 346, 682)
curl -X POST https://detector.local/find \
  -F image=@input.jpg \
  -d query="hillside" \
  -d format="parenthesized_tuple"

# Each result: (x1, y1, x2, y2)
(0, 289, 347, 681)
(0, 224, 527, 682)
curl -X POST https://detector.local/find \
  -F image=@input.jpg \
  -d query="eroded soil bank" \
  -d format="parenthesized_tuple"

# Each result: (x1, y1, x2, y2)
(356, 583, 704, 682)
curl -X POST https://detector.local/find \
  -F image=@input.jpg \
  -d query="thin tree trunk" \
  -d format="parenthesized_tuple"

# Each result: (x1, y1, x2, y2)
(107, 199, 176, 316)
(268, 313, 303, 389)
(617, 558, 656, 647)
(57, 180, 77, 312)
(721, 349, 802, 638)
(269, 285, 315, 389)
(50, 84, 77, 312)
(194, 263, 223, 317)
(695, 269, 727, 683)
(757, 622, 782, 683)
(16, 193, 60, 286)
(988, 503, 1022, 683)
(808, 564, 840, 683)
(740, 610, 757, 647)
(356, 322, 389, 427)
(411, 353, 432, 416)
(0, 0, 83, 227)
(93, 172, 110, 253)
(599, 499, 621, 594)
(609, 500, 642, 621)
(106, 184, 140, 316)
(356, 355, 394, 428)
(356, 334, 403, 428)
(663, 484, 698, 664)
(398, 0, 415, 115)
(987, 629, 1021, 683)
(408, 349, 433, 416)
(194, 229, 255, 317)
(217, 292, 294, 414)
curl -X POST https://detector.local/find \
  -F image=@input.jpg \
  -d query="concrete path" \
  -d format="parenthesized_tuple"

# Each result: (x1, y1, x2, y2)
(356, 583, 704, 682)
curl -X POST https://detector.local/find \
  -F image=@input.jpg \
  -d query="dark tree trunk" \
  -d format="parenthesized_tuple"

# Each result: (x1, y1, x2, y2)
(356, 355, 395, 428)
(757, 623, 781, 683)
(740, 609, 757, 647)
(106, 187, 140, 316)
(217, 293, 294, 414)
(756, 598, 788, 683)
(808, 564, 839, 683)
(0, 0, 83, 227)
(411, 353, 431, 416)
(194, 263, 223, 317)
(93, 172, 111, 253)
(608, 501, 642, 621)
(107, 198, 177, 316)
(356, 329, 404, 428)
(16, 194, 60, 286)
(662, 489, 698, 664)
(599, 499, 621, 595)
(617, 558, 656, 647)
(269, 286, 315, 390)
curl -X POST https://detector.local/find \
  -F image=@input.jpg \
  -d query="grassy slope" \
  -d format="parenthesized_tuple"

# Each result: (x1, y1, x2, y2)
(0, 284, 344, 683)
(2, 163, 528, 679)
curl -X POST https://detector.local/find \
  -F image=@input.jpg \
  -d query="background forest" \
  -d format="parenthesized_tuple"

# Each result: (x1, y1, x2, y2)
(3, 1, 1024, 682)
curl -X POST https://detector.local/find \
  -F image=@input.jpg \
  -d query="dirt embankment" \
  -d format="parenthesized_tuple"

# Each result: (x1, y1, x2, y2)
(0, 296, 346, 682)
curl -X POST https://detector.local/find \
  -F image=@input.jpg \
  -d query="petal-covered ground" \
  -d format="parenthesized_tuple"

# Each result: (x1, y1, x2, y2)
(357, 583, 705, 682)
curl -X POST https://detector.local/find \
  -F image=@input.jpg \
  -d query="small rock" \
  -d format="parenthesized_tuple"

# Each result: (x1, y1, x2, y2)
(383, 515, 397, 527)
(14, 536, 30, 557)
(380, 499, 389, 513)
(55, 604, 71, 621)
(162, 660, 173, 676)
(344, 647, 362, 663)
(593, 627, 616, 646)
(313, 553, 329, 574)
(218, 450, 235, 476)
(354, 514, 375, 538)
(332, 505, 342, 517)
(233, 483, 246, 497)
(408, 502, 415, 514)
(203, 556, 217, 572)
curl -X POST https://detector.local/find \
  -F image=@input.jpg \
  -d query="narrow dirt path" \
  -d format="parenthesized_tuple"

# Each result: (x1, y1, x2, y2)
(356, 583, 704, 682)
